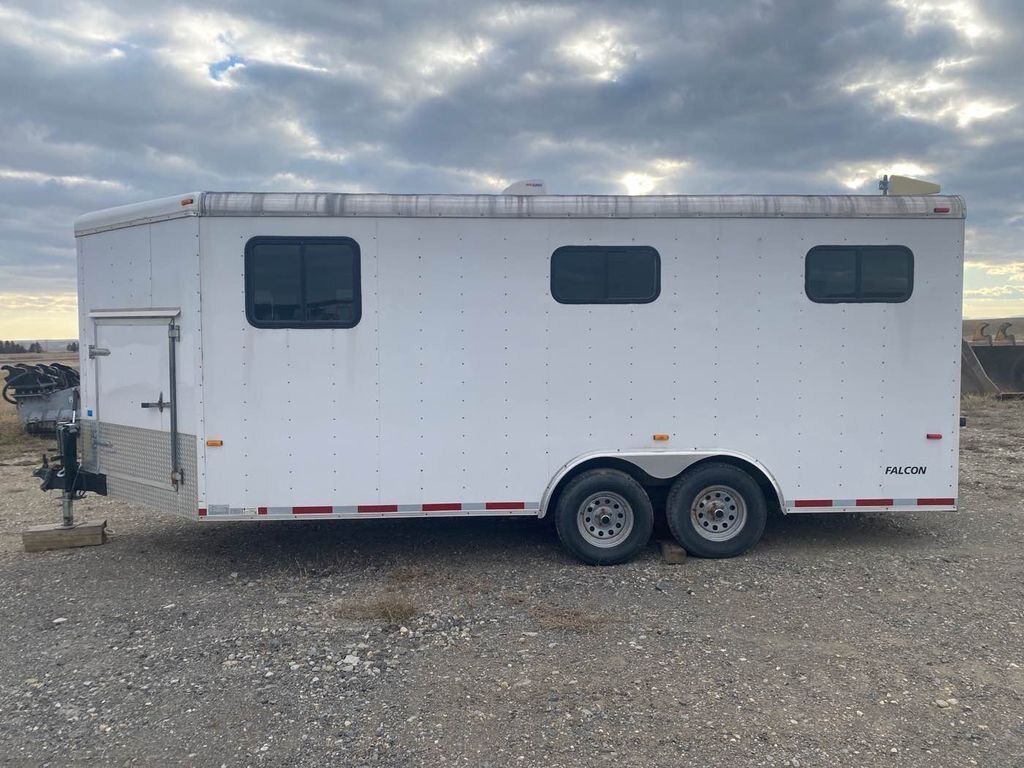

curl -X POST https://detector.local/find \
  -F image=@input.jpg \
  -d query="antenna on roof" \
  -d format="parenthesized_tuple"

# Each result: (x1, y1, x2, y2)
(502, 179, 546, 195)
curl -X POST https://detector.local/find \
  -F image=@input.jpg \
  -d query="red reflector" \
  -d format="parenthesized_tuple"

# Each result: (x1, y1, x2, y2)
(933, 207, 950, 213)
(293, 506, 332, 515)
(856, 498, 893, 506)
(257, 506, 268, 515)
(422, 503, 462, 512)
(794, 499, 832, 508)
(357, 504, 398, 513)
(918, 497, 955, 506)
(198, 507, 207, 517)
(486, 501, 526, 510)
(926, 433, 942, 440)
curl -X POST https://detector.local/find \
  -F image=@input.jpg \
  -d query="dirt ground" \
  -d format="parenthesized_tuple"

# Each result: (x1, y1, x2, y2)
(0, 398, 1021, 767)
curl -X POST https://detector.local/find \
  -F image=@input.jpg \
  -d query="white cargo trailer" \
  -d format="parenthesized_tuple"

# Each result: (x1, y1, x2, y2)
(64, 191, 964, 564)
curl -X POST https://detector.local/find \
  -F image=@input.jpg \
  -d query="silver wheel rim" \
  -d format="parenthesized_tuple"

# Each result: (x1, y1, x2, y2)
(577, 492, 634, 548)
(690, 485, 747, 542)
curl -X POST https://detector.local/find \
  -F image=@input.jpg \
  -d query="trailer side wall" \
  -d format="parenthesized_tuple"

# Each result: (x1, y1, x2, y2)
(198, 214, 963, 515)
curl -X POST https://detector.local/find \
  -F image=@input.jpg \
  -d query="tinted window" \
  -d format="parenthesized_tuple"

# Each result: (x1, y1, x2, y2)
(246, 237, 361, 328)
(805, 245, 913, 303)
(551, 246, 660, 304)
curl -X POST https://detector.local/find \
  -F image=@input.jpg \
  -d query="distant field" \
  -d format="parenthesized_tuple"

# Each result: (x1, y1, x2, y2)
(0, 352, 79, 367)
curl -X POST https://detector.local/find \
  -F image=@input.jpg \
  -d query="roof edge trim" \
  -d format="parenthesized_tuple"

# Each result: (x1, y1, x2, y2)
(201, 192, 965, 219)
(75, 192, 965, 234)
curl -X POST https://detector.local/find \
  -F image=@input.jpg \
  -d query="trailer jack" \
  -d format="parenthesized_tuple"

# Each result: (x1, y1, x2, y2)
(33, 420, 107, 528)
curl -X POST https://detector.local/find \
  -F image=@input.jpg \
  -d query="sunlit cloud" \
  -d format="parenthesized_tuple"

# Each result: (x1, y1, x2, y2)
(418, 36, 493, 77)
(560, 24, 637, 82)
(0, 293, 78, 311)
(965, 261, 1024, 282)
(619, 159, 689, 195)
(843, 69, 1016, 129)
(0, 292, 78, 339)
(0, 168, 128, 190)
(485, 6, 576, 29)
(964, 285, 1024, 297)
(962, 300, 1024, 319)
(0, 3, 130, 64)
(889, 0, 999, 42)
(276, 120, 349, 164)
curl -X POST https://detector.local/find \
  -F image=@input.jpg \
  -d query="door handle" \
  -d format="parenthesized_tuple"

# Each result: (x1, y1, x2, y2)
(140, 392, 172, 412)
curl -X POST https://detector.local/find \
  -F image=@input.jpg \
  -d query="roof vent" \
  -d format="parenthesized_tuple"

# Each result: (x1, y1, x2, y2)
(502, 179, 546, 195)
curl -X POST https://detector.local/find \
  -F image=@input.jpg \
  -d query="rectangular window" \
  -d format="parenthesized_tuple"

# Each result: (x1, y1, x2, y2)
(245, 236, 361, 328)
(805, 245, 913, 303)
(551, 246, 660, 304)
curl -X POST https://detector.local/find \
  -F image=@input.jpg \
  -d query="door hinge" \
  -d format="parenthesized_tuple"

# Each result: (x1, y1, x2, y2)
(168, 324, 180, 341)
(88, 345, 110, 358)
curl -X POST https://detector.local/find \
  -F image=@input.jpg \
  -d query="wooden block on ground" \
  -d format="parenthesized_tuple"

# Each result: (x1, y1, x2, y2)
(659, 540, 688, 564)
(23, 520, 107, 553)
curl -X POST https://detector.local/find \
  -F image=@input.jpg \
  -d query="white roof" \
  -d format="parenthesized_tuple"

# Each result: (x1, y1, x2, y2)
(74, 191, 966, 235)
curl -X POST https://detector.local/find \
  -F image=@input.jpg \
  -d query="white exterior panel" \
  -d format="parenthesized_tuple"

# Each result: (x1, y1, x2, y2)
(191, 212, 961, 514)
(77, 215, 203, 512)
(199, 217, 382, 507)
(375, 218, 550, 505)
(74, 192, 963, 525)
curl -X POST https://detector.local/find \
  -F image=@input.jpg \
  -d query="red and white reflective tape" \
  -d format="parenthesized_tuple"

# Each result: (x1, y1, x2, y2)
(788, 497, 955, 511)
(198, 501, 538, 519)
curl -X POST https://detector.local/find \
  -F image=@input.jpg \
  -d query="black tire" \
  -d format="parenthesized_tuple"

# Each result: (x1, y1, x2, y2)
(666, 463, 767, 558)
(554, 469, 654, 565)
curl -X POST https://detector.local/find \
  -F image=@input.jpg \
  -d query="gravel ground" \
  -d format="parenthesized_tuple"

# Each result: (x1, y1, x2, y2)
(0, 398, 1022, 767)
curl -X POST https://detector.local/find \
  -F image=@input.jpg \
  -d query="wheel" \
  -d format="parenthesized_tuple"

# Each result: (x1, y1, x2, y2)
(554, 469, 654, 565)
(666, 463, 767, 558)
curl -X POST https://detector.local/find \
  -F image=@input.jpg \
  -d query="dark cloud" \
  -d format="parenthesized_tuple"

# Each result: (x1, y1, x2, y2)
(0, 0, 1022, 317)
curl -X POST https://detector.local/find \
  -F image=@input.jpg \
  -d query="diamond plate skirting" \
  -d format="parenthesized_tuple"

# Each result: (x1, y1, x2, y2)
(81, 421, 198, 517)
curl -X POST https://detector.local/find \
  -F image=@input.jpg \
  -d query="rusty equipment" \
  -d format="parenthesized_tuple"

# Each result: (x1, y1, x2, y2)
(1, 363, 80, 436)
(964, 322, 1024, 398)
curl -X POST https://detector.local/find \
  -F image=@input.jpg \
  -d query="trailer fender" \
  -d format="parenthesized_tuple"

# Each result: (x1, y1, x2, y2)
(538, 450, 786, 519)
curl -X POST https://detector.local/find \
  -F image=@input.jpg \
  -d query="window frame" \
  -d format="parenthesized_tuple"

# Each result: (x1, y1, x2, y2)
(804, 244, 914, 304)
(550, 245, 662, 305)
(244, 235, 362, 329)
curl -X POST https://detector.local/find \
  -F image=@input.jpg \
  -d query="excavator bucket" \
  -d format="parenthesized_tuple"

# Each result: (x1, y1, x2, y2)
(964, 321, 1024, 398)
(1, 363, 81, 436)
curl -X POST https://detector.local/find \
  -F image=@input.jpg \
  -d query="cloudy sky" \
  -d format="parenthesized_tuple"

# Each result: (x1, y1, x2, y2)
(0, 0, 1022, 338)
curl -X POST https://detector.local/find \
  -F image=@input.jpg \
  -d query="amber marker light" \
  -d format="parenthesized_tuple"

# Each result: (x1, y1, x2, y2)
(653, 433, 670, 441)
(206, 439, 224, 447)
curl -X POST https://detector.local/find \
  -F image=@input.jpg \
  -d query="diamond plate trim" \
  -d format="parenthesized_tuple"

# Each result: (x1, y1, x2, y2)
(81, 420, 197, 517)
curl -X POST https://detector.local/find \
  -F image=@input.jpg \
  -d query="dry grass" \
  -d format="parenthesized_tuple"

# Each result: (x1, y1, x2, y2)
(528, 602, 607, 633)
(388, 565, 436, 585)
(333, 594, 419, 624)
(0, 399, 48, 462)
(962, 393, 997, 409)
(0, 352, 78, 366)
